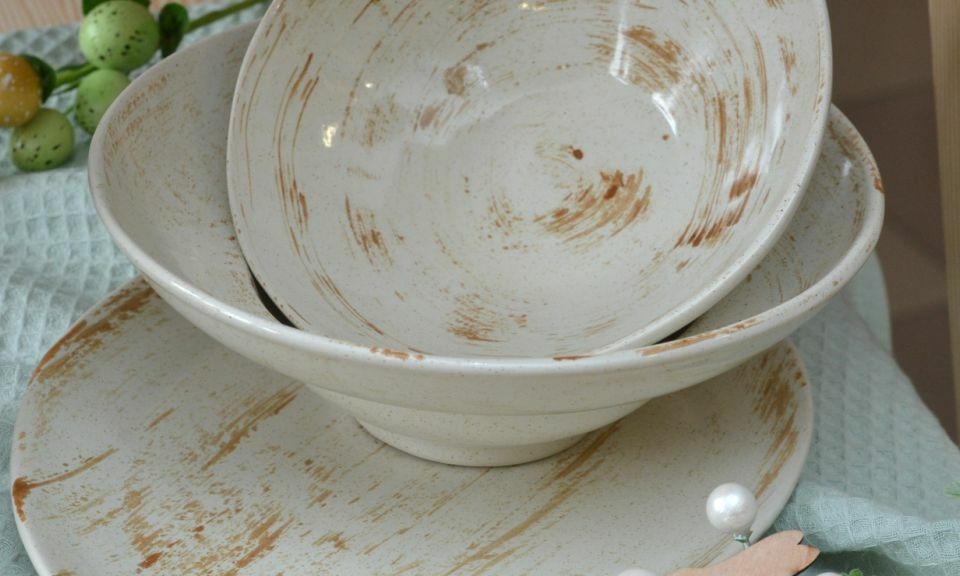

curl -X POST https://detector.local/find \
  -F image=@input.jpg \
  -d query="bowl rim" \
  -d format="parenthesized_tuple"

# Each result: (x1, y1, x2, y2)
(88, 21, 881, 377)
(596, 0, 834, 350)
(225, 0, 836, 354)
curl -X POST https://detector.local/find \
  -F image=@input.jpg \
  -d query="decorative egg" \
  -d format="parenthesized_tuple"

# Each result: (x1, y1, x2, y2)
(76, 68, 130, 133)
(10, 108, 75, 171)
(0, 52, 42, 128)
(79, 0, 159, 72)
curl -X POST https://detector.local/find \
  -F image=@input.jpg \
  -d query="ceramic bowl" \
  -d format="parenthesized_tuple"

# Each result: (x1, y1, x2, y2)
(226, 0, 833, 357)
(90, 24, 878, 467)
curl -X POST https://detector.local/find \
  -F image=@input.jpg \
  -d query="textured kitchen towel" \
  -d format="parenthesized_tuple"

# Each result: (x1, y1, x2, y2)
(2, 7, 959, 576)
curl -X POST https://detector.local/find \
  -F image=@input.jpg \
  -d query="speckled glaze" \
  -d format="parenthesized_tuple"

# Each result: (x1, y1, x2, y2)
(227, 0, 833, 357)
(11, 281, 812, 575)
(89, 25, 879, 466)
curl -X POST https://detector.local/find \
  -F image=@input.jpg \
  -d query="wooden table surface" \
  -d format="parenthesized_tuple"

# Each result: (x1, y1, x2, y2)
(0, 0, 206, 33)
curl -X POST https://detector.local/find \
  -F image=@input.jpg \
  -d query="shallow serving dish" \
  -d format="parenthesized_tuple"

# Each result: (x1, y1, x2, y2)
(227, 0, 833, 357)
(90, 24, 877, 467)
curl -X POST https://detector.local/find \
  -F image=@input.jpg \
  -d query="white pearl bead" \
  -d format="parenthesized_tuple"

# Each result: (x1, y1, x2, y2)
(705, 482, 757, 535)
(816, 573, 843, 576)
(617, 569, 658, 576)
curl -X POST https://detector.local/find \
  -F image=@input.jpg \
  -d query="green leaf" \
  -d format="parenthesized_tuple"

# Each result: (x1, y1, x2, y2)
(52, 63, 96, 91)
(947, 481, 960, 499)
(158, 3, 190, 57)
(82, 0, 150, 15)
(19, 55, 56, 101)
(57, 63, 90, 75)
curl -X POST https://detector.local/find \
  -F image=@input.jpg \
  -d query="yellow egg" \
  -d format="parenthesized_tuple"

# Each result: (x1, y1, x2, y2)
(0, 52, 43, 128)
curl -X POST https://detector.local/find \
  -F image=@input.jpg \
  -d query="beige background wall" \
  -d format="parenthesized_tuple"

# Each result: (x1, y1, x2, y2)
(829, 0, 955, 434)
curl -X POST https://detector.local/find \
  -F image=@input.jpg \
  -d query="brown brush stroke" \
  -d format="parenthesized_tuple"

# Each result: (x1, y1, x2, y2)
(443, 65, 468, 95)
(309, 269, 386, 337)
(32, 284, 155, 384)
(425, 470, 489, 517)
(138, 551, 163, 569)
(369, 347, 410, 360)
(313, 531, 348, 551)
(448, 293, 503, 343)
(200, 385, 300, 472)
(13, 447, 118, 522)
(488, 194, 522, 234)
(535, 169, 652, 243)
(352, 0, 380, 24)
(145, 408, 176, 431)
(546, 422, 619, 483)
(640, 318, 761, 356)
(417, 103, 442, 130)
(441, 459, 606, 575)
(751, 348, 802, 497)
(225, 512, 295, 575)
(345, 197, 393, 266)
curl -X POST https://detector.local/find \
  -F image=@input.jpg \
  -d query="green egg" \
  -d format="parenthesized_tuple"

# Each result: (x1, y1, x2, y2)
(76, 68, 130, 133)
(10, 108, 75, 172)
(79, 0, 160, 72)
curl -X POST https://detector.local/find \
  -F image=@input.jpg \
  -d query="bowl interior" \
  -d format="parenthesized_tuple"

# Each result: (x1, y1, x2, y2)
(227, 0, 831, 357)
(92, 23, 875, 370)
(683, 116, 882, 335)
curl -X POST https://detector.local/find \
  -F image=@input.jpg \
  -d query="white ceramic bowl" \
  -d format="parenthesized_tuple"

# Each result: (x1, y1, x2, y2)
(226, 0, 833, 357)
(90, 25, 878, 467)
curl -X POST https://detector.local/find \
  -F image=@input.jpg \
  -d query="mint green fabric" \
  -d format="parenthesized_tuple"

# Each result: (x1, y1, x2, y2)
(1, 6, 958, 575)
(786, 293, 960, 575)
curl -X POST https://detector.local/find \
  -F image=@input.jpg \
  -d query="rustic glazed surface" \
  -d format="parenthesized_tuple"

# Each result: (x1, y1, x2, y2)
(89, 24, 877, 466)
(11, 281, 812, 575)
(227, 0, 832, 357)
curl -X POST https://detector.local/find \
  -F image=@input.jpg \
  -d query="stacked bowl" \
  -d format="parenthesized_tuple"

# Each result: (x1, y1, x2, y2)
(89, 1, 882, 466)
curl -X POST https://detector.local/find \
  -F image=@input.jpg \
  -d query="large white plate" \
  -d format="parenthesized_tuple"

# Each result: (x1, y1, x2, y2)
(12, 279, 812, 575)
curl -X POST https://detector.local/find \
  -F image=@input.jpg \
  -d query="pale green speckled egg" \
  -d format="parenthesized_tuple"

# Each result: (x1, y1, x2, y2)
(76, 68, 131, 133)
(79, 1, 160, 72)
(10, 108, 75, 171)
